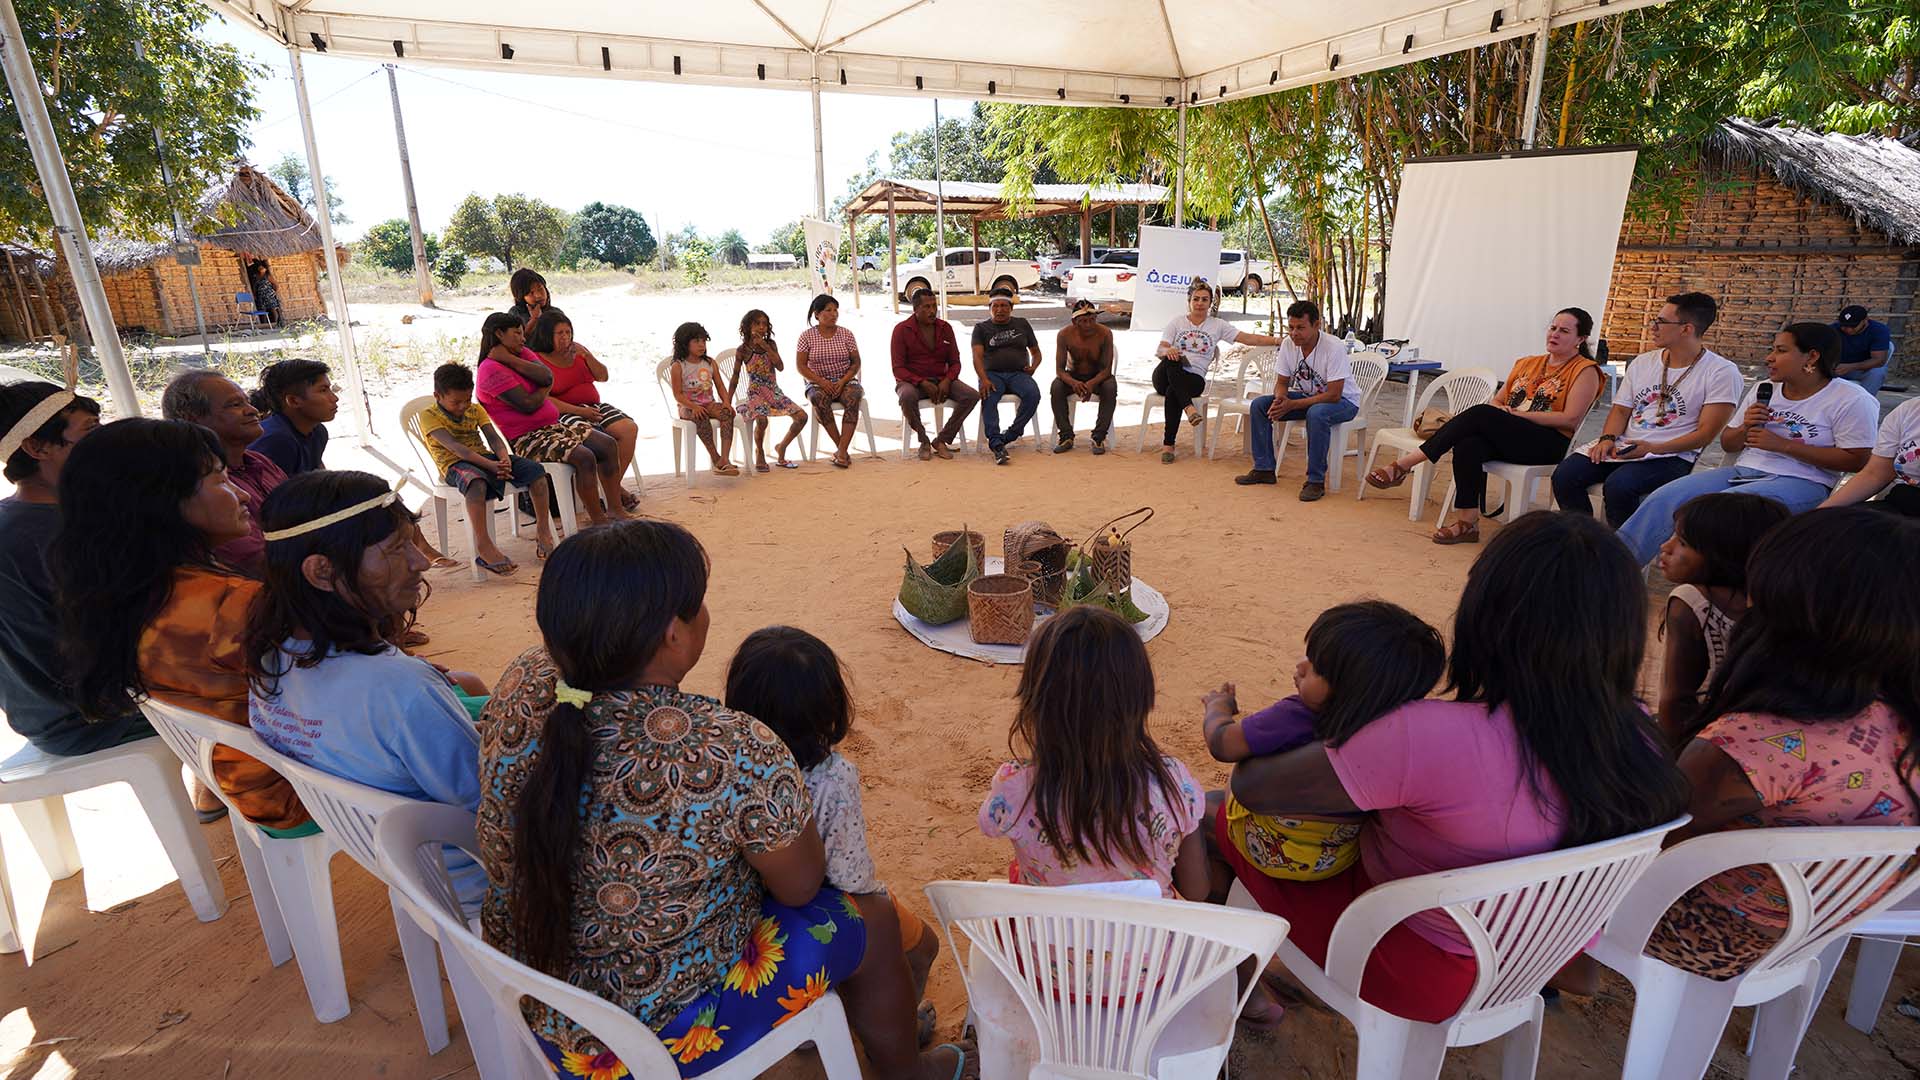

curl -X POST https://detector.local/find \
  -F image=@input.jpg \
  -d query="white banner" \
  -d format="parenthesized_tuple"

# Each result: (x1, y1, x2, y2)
(1132, 225, 1223, 330)
(802, 218, 843, 297)
(1385, 149, 1637, 370)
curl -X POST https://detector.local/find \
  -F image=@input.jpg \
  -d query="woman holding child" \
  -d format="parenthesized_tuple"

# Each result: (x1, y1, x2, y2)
(479, 520, 972, 1079)
(1210, 512, 1688, 1023)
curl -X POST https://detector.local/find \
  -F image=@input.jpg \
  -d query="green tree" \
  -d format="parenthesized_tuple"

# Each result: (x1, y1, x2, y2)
(433, 249, 469, 289)
(764, 220, 807, 261)
(680, 236, 714, 286)
(569, 201, 655, 266)
(443, 192, 568, 271)
(356, 218, 440, 273)
(266, 152, 348, 226)
(715, 228, 749, 266)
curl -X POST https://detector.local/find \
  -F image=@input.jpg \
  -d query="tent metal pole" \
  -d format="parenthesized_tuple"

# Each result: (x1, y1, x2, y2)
(288, 43, 370, 438)
(933, 99, 948, 322)
(385, 64, 435, 308)
(887, 189, 899, 314)
(1521, 22, 1551, 149)
(0, 0, 138, 415)
(1174, 102, 1187, 227)
(811, 71, 827, 220)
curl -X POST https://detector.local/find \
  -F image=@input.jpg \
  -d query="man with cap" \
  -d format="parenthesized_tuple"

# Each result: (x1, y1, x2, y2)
(1051, 299, 1118, 454)
(970, 288, 1044, 464)
(890, 287, 980, 459)
(1833, 305, 1893, 396)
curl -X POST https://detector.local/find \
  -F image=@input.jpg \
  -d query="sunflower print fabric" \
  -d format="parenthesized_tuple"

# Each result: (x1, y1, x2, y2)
(532, 890, 867, 1077)
(479, 647, 856, 1075)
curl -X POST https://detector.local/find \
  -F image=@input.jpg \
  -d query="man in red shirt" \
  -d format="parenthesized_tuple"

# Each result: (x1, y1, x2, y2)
(891, 289, 980, 459)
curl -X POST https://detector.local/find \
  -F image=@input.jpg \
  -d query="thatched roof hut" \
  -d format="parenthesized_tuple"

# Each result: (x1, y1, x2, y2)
(0, 164, 347, 341)
(1604, 119, 1920, 375)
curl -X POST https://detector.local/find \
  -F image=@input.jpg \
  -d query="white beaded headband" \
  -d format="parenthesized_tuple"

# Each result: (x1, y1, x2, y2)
(261, 490, 401, 542)
(0, 389, 76, 463)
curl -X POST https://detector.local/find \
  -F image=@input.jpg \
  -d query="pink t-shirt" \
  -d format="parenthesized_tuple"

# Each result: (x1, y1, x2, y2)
(1326, 700, 1567, 954)
(978, 755, 1204, 898)
(797, 326, 859, 382)
(475, 353, 559, 443)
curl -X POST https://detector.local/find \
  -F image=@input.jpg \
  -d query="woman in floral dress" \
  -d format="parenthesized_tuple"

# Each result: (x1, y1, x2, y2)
(730, 309, 808, 471)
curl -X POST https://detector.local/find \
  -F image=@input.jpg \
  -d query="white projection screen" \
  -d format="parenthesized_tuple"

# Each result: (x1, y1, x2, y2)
(1385, 148, 1638, 369)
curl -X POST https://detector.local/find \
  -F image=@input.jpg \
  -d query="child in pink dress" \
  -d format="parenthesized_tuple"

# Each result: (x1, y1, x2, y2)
(978, 606, 1208, 900)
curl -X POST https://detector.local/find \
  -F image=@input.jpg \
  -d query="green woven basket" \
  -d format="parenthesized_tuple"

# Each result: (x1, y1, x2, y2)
(1056, 553, 1151, 624)
(898, 531, 980, 624)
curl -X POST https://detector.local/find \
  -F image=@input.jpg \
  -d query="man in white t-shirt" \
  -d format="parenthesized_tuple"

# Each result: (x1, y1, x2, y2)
(1550, 291, 1743, 524)
(1234, 300, 1362, 501)
(1819, 396, 1920, 517)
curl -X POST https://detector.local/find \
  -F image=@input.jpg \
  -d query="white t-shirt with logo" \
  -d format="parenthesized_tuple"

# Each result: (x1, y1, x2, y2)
(1873, 397, 1920, 487)
(1274, 332, 1362, 407)
(1159, 316, 1241, 378)
(1732, 378, 1879, 486)
(1613, 348, 1745, 462)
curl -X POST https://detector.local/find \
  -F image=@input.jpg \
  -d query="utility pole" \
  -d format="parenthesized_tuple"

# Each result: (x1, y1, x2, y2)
(384, 64, 434, 307)
(135, 41, 211, 362)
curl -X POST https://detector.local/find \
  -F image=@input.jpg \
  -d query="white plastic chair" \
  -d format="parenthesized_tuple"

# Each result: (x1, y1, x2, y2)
(899, 396, 972, 459)
(656, 354, 755, 485)
(139, 698, 352, 1024)
(241, 736, 480, 1058)
(1136, 364, 1214, 457)
(1807, 893, 1920, 1035)
(375, 801, 863, 1080)
(1440, 461, 1558, 527)
(400, 396, 577, 583)
(1206, 345, 1278, 459)
(810, 391, 882, 461)
(1589, 825, 1920, 1080)
(1228, 815, 1687, 1080)
(1273, 354, 1388, 491)
(925, 879, 1290, 1080)
(1356, 367, 1500, 520)
(0, 737, 226, 955)
(977, 385, 1051, 454)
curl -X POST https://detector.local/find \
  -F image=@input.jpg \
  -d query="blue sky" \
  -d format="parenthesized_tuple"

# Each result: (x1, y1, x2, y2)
(202, 13, 977, 245)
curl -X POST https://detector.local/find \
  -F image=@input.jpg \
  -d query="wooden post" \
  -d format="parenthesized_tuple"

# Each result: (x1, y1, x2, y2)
(1110, 207, 1118, 245)
(971, 216, 982, 295)
(26, 262, 64, 340)
(847, 214, 860, 309)
(1080, 207, 1092, 265)
(887, 189, 899, 313)
(3, 250, 36, 338)
(150, 267, 178, 336)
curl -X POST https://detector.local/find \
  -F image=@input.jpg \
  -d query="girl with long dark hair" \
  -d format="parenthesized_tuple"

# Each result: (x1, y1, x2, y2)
(477, 520, 972, 1078)
(1615, 322, 1880, 564)
(53, 418, 312, 832)
(729, 309, 808, 471)
(1222, 512, 1688, 1023)
(1647, 508, 1920, 977)
(1368, 307, 1604, 544)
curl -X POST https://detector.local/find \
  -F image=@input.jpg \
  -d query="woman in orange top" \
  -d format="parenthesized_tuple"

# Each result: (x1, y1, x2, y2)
(53, 418, 311, 833)
(1368, 307, 1603, 545)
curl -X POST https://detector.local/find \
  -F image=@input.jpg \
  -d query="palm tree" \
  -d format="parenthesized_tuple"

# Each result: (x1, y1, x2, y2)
(716, 229, 750, 266)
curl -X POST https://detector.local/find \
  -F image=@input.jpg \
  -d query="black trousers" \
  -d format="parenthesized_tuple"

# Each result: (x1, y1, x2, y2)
(1152, 359, 1207, 446)
(1417, 403, 1572, 510)
(1874, 483, 1920, 518)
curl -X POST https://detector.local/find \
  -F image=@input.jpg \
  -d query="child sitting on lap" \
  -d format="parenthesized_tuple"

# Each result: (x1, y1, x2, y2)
(725, 626, 941, 1025)
(418, 362, 557, 576)
(1204, 601, 1444, 882)
(979, 606, 1208, 900)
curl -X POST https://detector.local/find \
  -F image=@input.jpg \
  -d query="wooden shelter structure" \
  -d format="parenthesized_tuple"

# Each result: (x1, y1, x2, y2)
(840, 177, 1168, 312)
(1603, 119, 1920, 373)
(0, 164, 344, 341)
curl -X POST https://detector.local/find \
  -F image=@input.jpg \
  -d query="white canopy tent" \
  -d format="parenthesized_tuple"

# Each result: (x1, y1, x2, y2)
(1, 0, 1670, 424)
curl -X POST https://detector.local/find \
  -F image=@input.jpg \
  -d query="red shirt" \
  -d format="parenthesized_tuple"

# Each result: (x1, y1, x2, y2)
(541, 349, 602, 406)
(891, 317, 961, 383)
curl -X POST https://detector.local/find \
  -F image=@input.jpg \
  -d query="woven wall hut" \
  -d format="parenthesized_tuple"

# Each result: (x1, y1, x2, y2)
(0, 164, 345, 341)
(1604, 119, 1920, 375)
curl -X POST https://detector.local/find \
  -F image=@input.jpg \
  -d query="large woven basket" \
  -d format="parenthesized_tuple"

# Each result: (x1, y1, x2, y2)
(1004, 521, 1071, 607)
(899, 533, 979, 625)
(1084, 507, 1153, 595)
(932, 529, 987, 568)
(968, 574, 1035, 645)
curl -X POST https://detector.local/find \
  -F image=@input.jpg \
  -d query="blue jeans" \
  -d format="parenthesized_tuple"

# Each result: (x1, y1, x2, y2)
(1616, 465, 1833, 565)
(982, 370, 1040, 450)
(1841, 366, 1888, 397)
(1249, 393, 1360, 483)
(1550, 453, 1695, 527)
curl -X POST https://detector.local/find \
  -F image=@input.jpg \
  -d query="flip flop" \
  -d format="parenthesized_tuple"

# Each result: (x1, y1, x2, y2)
(536, 539, 555, 561)
(917, 1001, 938, 1048)
(755, 463, 772, 473)
(474, 555, 517, 576)
(934, 1041, 976, 1080)
(831, 455, 850, 469)
(428, 556, 461, 569)
(619, 490, 641, 511)
(195, 804, 229, 825)
(775, 460, 800, 469)
(713, 463, 740, 476)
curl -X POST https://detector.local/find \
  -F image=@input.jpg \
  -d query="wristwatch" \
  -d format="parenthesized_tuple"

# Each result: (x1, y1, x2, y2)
(1598, 434, 1619, 443)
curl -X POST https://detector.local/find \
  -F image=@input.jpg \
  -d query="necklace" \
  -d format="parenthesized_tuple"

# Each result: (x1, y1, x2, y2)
(1656, 349, 1701, 420)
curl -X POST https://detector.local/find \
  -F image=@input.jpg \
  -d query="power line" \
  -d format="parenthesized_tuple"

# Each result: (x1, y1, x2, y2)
(255, 67, 385, 130)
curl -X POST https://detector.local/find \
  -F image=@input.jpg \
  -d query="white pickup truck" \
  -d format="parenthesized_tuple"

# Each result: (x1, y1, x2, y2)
(1065, 248, 1276, 315)
(893, 247, 1042, 301)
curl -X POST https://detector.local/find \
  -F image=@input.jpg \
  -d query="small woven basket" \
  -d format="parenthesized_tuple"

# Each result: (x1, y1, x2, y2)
(968, 574, 1035, 645)
(1083, 507, 1153, 595)
(1012, 559, 1042, 580)
(933, 529, 987, 568)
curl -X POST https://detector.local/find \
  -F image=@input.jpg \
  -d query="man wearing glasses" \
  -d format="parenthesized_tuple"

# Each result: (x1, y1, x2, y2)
(1550, 291, 1744, 525)
(1051, 299, 1118, 453)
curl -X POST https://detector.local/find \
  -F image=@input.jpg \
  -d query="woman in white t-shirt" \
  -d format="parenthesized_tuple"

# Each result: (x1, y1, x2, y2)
(1152, 279, 1282, 463)
(1617, 323, 1879, 564)
(1820, 396, 1920, 518)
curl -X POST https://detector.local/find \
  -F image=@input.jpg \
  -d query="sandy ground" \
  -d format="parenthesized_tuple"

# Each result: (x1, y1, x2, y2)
(5, 284, 1920, 1078)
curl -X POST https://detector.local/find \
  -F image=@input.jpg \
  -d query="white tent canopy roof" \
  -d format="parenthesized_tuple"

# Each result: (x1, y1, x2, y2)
(208, 0, 1659, 107)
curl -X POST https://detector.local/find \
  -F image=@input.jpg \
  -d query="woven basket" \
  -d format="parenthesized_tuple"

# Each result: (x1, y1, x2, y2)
(1082, 508, 1153, 594)
(932, 529, 987, 568)
(1012, 559, 1042, 580)
(1004, 521, 1071, 608)
(968, 574, 1035, 645)
(898, 534, 979, 625)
